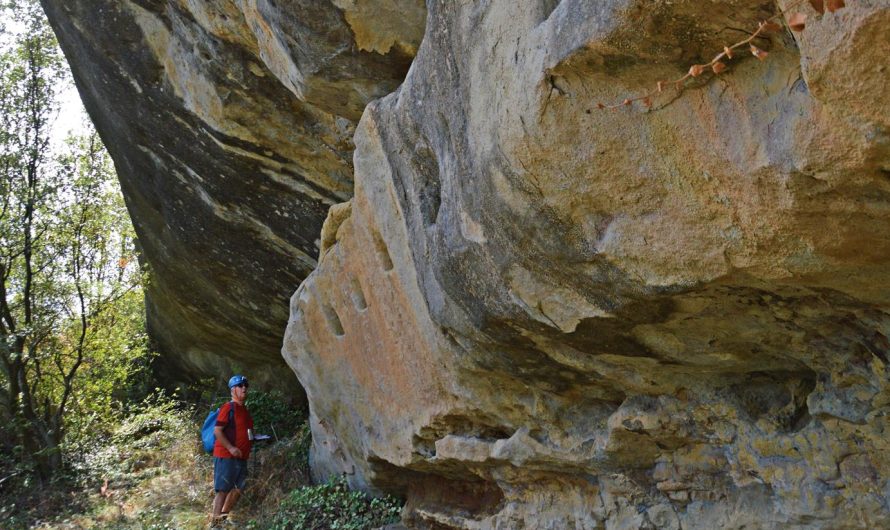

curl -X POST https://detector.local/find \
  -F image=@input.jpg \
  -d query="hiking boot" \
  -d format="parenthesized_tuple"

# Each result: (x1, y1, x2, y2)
(212, 513, 241, 528)
(221, 516, 240, 528)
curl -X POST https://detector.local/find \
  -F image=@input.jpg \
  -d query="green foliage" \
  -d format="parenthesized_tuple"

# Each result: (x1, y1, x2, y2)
(62, 289, 154, 446)
(1, 388, 391, 530)
(67, 391, 194, 488)
(254, 476, 402, 530)
(291, 421, 313, 473)
(0, 0, 146, 480)
(238, 422, 313, 520)
(244, 389, 307, 440)
(4, 391, 210, 529)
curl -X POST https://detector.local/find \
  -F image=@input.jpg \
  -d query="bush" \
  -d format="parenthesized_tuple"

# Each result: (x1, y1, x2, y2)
(255, 476, 402, 530)
(232, 424, 312, 521)
(244, 389, 307, 440)
(0, 460, 80, 530)
(1, 391, 200, 529)
(2, 388, 322, 528)
(67, 390, 194, 489)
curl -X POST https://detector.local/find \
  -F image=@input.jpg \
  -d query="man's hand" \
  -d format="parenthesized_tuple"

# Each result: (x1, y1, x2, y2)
(214, 425, 242, 458)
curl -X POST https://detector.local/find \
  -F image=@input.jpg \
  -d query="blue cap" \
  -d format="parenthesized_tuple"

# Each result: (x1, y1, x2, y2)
(228, 375, 248, 388)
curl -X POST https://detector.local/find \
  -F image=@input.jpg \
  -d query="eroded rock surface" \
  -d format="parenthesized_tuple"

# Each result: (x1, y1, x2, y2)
(285, 0, 890, 527)
(40, 0, 424, 387)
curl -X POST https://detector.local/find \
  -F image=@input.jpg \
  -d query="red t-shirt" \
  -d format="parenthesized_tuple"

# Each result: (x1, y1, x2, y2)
(213, 401, 254, 460)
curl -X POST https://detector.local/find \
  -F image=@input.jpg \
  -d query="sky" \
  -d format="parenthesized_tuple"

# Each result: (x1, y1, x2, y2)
(51, 77, 91, 150)
(2, 6, 93, 152)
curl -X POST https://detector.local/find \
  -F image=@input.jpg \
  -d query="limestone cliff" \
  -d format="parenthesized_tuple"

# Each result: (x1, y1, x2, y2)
(43, 0, 890, 527)
(283, 0, 890, 528)
(40, 0, 425, 388)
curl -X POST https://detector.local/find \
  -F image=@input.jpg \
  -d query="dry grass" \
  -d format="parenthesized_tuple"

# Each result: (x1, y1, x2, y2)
(7, 389, 313, 530)
(237, 426, 313, 523)
(27, 424, 311, 529)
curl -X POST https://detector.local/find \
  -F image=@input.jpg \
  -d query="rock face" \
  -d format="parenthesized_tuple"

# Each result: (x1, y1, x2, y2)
(283, 1, 890, 528)
(42, 0, 890, 526)
(40, 0, 425, 388)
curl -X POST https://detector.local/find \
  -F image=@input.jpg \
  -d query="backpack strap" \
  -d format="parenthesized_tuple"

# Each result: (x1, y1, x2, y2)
(223, 400, 236, 446)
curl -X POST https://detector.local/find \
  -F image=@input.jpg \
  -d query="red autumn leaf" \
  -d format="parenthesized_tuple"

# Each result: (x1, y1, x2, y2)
(724, 46, 734, 59)
(751, 44, 768, 60)
(622, 98, 632, 107)
(642, 96, 652, 108)
(809, 0, 825, 14)
(597, 102, 605, 109)
(689, 64, 705, 77)
(760, 21, 783, 33)
(788, 12, 807, 31)
(712, 61, 727, 74)
(826, 0, 845, 12)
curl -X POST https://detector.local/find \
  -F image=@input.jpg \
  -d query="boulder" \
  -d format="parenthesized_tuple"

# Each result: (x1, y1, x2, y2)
(284, 1, 890, 527)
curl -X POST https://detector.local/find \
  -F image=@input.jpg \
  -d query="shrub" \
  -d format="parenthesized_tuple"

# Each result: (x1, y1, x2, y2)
(254, 476, 402, 530)
(237, 423, 313, 518)
(67, 390, 195, 488)
(243, 389, 307, 440)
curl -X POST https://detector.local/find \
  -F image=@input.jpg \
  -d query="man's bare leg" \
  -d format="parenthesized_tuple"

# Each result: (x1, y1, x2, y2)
(221, 488, 241, 515)
(212, 491, 228, 521)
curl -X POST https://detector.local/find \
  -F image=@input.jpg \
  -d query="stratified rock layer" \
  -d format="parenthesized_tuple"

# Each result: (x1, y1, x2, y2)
(41, 0, 424, 387)
(284, 1, 890, 527)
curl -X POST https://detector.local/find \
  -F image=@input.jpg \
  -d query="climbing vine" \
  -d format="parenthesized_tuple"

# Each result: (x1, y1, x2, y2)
(597, 0, 848, 110)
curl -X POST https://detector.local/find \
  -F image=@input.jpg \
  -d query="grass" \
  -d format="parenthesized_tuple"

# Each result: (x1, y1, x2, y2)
(2, 391, 402, 530)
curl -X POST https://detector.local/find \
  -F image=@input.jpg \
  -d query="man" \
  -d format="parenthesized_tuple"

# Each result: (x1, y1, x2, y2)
(211, 374, 254, 527)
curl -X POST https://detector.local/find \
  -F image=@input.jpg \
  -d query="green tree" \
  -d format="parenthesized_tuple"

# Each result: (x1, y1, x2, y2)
(0, 0, 144, 480)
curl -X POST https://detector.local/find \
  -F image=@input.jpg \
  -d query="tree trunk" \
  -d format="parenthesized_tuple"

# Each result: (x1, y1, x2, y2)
(22, 421, 63, 481)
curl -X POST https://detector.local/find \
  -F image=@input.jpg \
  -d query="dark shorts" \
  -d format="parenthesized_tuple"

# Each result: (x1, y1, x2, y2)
(214, 457, 247, 492)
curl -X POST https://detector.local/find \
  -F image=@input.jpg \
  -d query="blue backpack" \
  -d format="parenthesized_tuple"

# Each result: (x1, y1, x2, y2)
(201, 401, 234, 453)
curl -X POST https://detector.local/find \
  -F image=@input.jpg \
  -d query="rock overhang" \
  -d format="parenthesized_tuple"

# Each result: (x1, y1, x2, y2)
(39, 0, 890, 526)
(40, 0, 427, 391)
(284, 1, 890, 527)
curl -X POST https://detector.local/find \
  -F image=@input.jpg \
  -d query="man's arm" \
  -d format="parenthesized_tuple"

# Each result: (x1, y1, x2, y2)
(214, 425, 243, 458)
